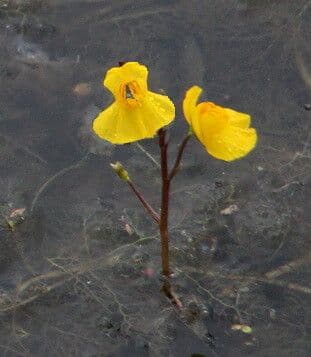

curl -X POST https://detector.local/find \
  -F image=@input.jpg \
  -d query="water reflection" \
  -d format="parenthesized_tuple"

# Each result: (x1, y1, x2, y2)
(0, 0, 310, 356)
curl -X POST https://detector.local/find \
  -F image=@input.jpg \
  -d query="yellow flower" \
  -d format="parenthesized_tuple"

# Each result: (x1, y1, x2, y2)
(93, 62, 175, 144)
(183, 86, 257, 161)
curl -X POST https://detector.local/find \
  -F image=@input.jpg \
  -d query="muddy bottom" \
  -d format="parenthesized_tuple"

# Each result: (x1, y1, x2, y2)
(0, 0, 310, 356)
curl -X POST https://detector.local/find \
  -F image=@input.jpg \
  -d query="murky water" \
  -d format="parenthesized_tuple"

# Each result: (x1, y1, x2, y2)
(0, 0, 310, 356)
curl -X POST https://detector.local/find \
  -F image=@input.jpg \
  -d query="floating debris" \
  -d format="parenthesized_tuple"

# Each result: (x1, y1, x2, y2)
(73, 82, 92, 97)
(6, 207, 26, 229)
(141, 267, 155, 278)
(220, 204, 239, 215)
(13, 35, 49, 65)
(231, 324, 253, 334)
(120, 215, 135, 236)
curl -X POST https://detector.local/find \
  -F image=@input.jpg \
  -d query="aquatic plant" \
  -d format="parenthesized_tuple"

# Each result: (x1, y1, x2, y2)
(93, 61, 257, 278)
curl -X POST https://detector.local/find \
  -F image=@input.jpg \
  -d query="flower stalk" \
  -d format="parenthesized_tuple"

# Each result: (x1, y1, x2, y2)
(127, 181, 160, 225)
(111, 129, 192, 278)
(158, 129, 192, 276)
(111, 162, 160, 225)
(158, 128, 171, 277)
(169, 132, 192, 181)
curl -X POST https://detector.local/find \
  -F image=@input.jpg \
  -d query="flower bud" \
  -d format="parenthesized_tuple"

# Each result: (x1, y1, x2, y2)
(110, 162, 130, 181)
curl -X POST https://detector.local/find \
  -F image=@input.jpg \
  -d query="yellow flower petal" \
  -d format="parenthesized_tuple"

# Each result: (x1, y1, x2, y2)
(145, 91, 175, 127)
(183, 85, 257, 161)
(93, 102, 120, 142)
(197, 102, 228, 138)
(204, 125, 257, 162)
(93, 62, 175, 144)
(183, 86, 202, 125)
(93, 92, 175, 144)
(224, 108, 251, 128)
(104, 62, 148, 99)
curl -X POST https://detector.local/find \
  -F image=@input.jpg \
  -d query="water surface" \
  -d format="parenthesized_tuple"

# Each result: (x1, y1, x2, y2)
(0, 1, 310, 356)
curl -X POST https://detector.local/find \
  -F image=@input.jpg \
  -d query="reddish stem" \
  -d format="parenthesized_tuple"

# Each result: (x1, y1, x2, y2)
(127, 180, 160, 224)
(158, 128, 170, 277)
(169, 134, 192, 181)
